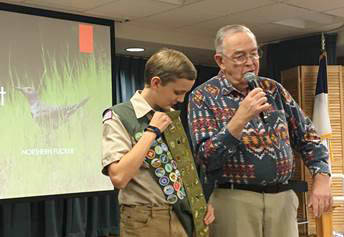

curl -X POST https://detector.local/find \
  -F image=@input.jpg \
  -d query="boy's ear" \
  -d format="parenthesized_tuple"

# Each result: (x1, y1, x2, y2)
(150, 76, 161, 88)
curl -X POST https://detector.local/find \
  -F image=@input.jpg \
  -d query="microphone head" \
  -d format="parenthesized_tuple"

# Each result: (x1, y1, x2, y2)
(243, 72, 256, 83)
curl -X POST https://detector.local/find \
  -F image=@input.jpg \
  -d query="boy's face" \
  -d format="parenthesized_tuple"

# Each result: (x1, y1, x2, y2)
(155, 78, 195, 109)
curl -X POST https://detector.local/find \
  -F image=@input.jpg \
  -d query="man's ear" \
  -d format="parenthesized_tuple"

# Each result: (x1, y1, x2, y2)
(214, 53, 225, 71)
(150, 76, 161, 89)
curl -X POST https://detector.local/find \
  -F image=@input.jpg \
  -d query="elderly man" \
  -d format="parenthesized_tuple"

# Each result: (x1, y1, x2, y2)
(188, 25, 332, 237)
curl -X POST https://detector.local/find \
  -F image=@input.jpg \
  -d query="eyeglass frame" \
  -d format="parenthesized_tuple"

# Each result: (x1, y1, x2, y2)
(220, 47, 263, 65)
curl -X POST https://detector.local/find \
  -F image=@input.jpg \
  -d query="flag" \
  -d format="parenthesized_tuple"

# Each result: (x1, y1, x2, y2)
(312, 51, 332, 139)
(312, 50, 334, 225)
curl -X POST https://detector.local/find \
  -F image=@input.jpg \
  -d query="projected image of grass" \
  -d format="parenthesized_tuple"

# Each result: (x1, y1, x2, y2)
(0, 51, 112, 198)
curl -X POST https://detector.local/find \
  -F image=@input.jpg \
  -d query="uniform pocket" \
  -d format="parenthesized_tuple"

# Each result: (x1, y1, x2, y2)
(121, 206, 151, 229)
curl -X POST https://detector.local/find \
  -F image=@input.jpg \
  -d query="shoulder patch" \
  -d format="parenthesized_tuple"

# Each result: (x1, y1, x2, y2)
(102, 109, 113, 123)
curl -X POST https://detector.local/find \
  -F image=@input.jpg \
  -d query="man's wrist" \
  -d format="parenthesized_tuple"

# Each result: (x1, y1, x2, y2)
(227, 117, 245, 139)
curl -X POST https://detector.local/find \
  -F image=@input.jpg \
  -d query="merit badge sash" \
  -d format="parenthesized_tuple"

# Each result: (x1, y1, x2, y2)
(164, 111, 209, 237)
(134, 131, 187, 204)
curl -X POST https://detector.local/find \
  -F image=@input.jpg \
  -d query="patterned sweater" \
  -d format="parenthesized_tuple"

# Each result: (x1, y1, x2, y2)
(188, 71, 330, 186)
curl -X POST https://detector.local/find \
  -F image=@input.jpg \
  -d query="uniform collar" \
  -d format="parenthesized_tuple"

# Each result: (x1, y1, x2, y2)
(130, 91, 172, 119)
(130, 91, 153, 119)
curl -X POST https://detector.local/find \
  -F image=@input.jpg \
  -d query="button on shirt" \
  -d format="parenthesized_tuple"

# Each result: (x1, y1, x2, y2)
(188, 71, 330, 185)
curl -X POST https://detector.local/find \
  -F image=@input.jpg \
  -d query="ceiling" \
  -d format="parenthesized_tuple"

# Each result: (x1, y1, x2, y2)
(4, 0, 344, 65)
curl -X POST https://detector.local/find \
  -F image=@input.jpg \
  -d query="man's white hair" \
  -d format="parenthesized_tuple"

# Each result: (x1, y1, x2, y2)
(214, 25, 257, 53)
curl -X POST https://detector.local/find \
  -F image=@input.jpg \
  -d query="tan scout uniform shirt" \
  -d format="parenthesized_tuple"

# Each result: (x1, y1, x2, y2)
(102, 91, 169, 206)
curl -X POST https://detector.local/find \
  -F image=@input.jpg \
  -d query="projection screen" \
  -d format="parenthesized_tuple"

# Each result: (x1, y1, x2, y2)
(0, 4, 114, 200)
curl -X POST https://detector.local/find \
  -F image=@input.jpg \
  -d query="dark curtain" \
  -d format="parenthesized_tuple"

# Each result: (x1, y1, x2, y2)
(263, 33, 337, 82)
(0, 194, 119, 237)
(114, 55, 146, 103)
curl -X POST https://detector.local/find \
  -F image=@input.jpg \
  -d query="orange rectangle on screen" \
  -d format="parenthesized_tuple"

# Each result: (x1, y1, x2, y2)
(79, 24, 94, 53)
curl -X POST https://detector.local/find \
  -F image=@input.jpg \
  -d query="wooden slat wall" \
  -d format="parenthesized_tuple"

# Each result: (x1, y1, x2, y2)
(281, 65, 344, 235)
(281, 67, 308, 235)
(300, 66, 344, 234)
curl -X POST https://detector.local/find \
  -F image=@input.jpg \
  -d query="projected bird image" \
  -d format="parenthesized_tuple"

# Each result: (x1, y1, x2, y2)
(0, 10, 114, 200)
(16, 85, 89, 130)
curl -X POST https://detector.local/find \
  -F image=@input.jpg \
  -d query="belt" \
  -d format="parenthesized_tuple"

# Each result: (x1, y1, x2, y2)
(217, 180, 308, 193)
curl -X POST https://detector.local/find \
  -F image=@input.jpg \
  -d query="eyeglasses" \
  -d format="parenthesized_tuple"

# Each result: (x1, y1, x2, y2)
(221, 48, 263, 65)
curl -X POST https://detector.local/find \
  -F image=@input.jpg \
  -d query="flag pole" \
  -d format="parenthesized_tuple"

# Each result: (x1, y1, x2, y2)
(315, 31, 334, 237)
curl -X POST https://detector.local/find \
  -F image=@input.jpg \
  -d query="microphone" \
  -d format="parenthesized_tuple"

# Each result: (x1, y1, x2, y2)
(244, 72, 266, 123)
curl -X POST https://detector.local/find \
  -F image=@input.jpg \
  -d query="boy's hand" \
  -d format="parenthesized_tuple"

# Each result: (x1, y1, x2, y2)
(203, 203, 215, 225)
(149, 112, 172, 133)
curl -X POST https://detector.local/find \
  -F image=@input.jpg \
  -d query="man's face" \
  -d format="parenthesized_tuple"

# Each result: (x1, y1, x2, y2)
(155, 78, 195, 109)
(214, 31, 260, 91)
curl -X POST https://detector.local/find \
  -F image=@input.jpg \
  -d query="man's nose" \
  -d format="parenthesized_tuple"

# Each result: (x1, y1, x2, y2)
(245, 56, 255, 65)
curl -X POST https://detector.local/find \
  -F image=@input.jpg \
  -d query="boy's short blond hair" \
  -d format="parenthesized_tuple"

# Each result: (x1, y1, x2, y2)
(144, 48, 197, 86)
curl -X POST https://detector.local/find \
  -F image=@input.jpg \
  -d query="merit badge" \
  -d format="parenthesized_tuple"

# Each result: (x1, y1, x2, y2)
(154, 145, 163, 155)
(177, 190, 185, 200)
(168, 124, 176, 131)
(169, 172, 177, 182)
(134, 132, 143, 141)
(171, 160, 177, 169)
(160, 154, 169, 164)
(163, 185, 174, 195)
(175, 169, 180, 177)
(167, 194, 178, 204)
(155, 167, 165, 177)
(146, 149, 155, 159)
(169, 141, 175, 149)
(173, 181, 181, 192)
(179, 187, 186, 196)
(159, 176, 169, 186)
(167, 152, 173, 160)
(165, 163, 173, 173)
(151, 158, 161, 168)
(194, 210, 199, 218)
(161, 143, 168, 152)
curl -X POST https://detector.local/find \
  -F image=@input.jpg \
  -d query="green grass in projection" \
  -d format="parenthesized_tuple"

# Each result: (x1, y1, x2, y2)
(0, 51, 111, 197)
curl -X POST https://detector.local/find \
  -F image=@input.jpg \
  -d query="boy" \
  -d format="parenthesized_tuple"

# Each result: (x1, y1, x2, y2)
(102, 48, 214, 237)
